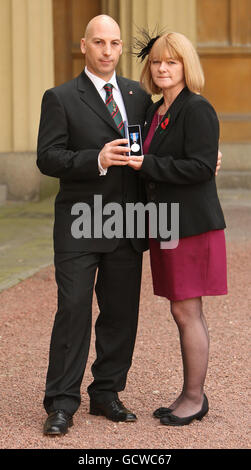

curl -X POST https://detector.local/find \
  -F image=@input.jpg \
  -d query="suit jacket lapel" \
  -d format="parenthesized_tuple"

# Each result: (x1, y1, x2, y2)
(142, 97, 163, 140)
(77, 71, 122, 136)
(147, 87, 192, 152)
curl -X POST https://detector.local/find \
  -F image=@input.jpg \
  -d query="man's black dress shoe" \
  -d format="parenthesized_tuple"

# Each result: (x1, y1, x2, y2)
(43, 410, 73, 435)
(160, 394, 209, 426)
(153, 407, 172, 418)
(90, 398, 137, 422)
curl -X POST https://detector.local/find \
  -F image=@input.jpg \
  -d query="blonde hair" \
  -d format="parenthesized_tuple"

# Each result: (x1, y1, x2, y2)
(140, 32, 205, 95)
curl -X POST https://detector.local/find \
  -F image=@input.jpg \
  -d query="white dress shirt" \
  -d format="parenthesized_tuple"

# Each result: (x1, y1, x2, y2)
(85, 66, 128, 176)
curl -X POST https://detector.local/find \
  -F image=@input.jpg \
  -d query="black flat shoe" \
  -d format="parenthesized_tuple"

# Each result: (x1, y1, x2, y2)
(153, 407, 173, 418)
(43, 410, 73, 435)
(90, 398, 137, 422)
(160, 394, 209, 426)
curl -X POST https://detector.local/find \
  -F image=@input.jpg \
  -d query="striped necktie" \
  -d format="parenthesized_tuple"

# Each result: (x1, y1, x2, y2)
(104, 83, 125, 136)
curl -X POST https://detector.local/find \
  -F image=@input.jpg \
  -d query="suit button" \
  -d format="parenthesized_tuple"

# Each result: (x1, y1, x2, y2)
(148, 182, 156, 189)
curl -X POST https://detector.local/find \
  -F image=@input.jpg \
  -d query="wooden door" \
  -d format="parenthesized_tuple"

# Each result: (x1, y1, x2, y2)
(197, 0, 251, 142)
(53, 0, 102, 86)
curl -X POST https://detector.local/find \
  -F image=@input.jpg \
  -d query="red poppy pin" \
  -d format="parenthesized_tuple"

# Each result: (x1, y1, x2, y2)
(160, 113, 170, 133)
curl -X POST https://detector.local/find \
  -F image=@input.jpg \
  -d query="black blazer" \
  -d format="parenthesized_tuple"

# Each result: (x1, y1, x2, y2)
(37, 70, 152, 253)
(140, 87, 226, 240)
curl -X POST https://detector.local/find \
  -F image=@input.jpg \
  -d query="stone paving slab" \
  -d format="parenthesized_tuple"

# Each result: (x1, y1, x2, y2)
(0, 198, 54, 291)
(0, 189, 251, 292)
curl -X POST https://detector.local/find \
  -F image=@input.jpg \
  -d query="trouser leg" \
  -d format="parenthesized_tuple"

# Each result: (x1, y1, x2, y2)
(87, 239, 143, 403)
(43, 251, 99, 416)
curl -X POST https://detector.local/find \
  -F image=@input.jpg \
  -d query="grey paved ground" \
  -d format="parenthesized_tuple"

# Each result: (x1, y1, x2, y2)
(0, 189, 250, 292)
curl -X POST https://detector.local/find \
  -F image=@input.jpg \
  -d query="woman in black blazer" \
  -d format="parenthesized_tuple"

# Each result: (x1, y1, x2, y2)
(129, 32, 227, 426)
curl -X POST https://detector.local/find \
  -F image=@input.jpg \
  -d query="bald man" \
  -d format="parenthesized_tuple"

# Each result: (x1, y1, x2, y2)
(37, 15, 152, 435)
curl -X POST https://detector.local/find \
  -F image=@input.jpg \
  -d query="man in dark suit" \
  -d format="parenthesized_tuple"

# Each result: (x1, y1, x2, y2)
(37, 14, 152, 435)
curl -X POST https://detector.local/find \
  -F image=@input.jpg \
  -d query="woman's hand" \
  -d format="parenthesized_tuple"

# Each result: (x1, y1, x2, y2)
(215, 150, 222, 176)
(128, 155, 144, 170)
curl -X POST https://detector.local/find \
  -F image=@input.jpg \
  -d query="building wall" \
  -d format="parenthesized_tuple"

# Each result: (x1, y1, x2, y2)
(0, 0, 250, 201)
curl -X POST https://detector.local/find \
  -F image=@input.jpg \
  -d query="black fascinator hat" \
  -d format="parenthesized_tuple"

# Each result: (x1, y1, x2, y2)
(132, 26, 165, 62)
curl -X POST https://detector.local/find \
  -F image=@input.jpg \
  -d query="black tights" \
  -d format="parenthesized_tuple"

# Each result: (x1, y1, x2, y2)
(168, 297, 209, 417)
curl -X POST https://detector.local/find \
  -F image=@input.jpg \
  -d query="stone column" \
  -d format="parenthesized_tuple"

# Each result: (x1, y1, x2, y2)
(0, 0, 12, 154)
(0, 0, 55, 200)
(11, 0, 54, 152)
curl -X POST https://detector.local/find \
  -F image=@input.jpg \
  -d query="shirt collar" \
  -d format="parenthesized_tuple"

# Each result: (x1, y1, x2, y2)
(85, 66, 118, 92)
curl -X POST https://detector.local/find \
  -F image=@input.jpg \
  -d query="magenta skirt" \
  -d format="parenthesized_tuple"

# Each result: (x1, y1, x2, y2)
(149, 230, 228, 301)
